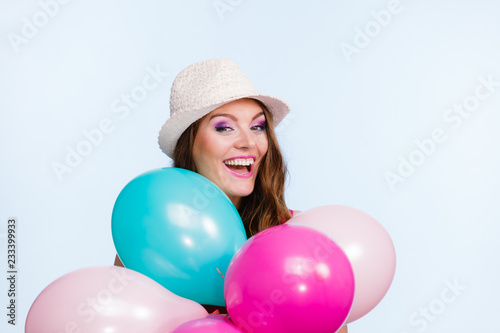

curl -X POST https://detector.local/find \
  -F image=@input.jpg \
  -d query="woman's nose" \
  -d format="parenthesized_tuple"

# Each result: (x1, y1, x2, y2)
(234, 129, 256, 149)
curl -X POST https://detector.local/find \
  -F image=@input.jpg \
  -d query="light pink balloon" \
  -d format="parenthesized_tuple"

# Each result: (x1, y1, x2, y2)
(287, 205, 396, 323)
(25, 266, 208, 333)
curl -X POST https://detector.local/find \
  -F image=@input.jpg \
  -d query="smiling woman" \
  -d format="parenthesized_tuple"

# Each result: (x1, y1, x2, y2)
(173, 96, 290, 238)
(114, 58, 347, 332)
(155, 58, 294, 238)
(191, 99, 269, 209)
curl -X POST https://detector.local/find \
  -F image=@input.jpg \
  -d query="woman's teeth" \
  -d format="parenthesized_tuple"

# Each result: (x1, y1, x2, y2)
(223, 158, 254, 166)
(224, 158, 254, 173)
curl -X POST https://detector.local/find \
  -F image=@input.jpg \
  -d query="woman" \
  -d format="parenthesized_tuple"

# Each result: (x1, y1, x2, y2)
(114, 58, 347, 333)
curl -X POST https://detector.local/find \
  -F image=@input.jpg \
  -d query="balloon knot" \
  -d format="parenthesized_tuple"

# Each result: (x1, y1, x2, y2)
(216, 268, 225, 280)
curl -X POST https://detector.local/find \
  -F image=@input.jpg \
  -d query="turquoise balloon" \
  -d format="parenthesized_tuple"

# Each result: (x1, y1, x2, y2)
(112, 167, 247, 306)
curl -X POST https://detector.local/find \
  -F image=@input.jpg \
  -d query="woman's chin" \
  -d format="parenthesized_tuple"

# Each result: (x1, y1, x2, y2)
(226, 187, 254, 205)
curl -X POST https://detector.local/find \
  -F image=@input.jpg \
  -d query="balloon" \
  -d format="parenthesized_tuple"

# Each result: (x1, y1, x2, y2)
(112, 167, 247, 306)
(205, 314, 233, 323)
(25, 266, 208, 333)
(287, 205, 396, 323)
(172, 314, 243, 333)
(224, 224, 354, 333)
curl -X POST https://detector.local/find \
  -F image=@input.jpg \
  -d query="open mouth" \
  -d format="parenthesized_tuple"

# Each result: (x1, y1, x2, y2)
(223, 157, 254, 176)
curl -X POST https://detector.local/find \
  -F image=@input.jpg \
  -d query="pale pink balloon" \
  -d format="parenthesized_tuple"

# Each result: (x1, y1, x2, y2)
(25, 266, 208, 333)
(287, 205, 396, 323)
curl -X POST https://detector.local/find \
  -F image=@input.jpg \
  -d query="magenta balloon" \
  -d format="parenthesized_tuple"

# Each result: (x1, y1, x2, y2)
(287, 205, 396, 323)
(224, 224, 354, 333)
(25, 266, 208, 333)
(172, 314, 243, 333)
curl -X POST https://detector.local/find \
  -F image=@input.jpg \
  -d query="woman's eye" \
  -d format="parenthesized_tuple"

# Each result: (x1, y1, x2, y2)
(251, 124, 266, 132)
(215, 126, 233, 133)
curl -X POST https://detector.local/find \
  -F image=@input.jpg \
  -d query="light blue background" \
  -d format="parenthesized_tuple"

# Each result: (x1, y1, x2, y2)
(1, 0, 499, 332)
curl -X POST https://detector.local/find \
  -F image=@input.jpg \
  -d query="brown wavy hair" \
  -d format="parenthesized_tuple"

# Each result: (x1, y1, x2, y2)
(173, 99, 291, 237)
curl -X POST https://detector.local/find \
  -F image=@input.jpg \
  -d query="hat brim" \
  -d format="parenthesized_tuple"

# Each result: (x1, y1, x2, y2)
(158, 94, 289, 158)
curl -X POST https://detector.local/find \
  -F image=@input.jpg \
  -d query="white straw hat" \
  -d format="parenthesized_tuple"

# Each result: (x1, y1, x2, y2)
(158, 58, 290, 158)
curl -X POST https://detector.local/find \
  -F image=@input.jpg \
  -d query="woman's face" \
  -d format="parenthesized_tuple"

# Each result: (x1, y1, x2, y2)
(192, 98, 268, 208)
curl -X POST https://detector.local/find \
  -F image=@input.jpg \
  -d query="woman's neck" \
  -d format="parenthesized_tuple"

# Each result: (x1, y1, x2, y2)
(229, 195, 241, 209)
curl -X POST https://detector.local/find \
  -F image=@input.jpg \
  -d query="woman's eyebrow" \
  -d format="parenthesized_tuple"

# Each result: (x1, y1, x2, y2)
(210, 113, 237, 121)
(252, 112, 265, 120)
